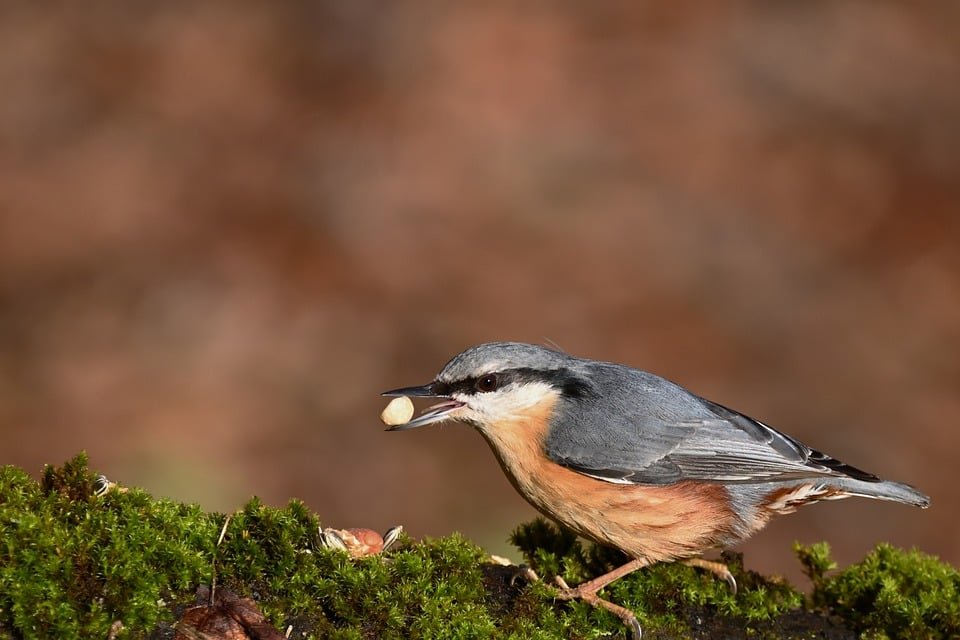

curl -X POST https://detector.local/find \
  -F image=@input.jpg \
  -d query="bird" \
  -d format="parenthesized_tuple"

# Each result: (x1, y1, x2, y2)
(382, 342, 929, 637)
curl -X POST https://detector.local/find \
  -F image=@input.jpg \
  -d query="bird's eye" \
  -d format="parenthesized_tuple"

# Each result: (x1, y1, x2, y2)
(475, 374, 499, 393)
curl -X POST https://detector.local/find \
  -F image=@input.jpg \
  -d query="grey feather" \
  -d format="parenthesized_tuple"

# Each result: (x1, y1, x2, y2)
(437, 342, 573, 383)
(544, 361, 886, 486)
(827, 477, 930, 508)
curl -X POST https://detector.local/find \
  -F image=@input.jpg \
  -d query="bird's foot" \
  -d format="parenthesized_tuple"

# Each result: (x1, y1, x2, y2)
(552, 576, 642, 639)
(501, 557, 646, 638)
(487, 555, 542, 587)
(682, 558, 737, 594)
(508, 565, 540, 587)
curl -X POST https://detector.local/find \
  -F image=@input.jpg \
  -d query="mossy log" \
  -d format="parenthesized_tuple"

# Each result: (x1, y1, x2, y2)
(0, 455, 956, 639)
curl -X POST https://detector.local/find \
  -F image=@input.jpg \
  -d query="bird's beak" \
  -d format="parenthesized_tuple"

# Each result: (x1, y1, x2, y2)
(382, 384, 440, 398)
(381, 383, 465, 431)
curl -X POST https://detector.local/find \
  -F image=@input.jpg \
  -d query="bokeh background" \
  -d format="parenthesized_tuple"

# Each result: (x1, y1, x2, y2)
(1, 2, 957, 586)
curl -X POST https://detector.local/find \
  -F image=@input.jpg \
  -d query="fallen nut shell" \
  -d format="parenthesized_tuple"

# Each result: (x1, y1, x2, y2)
(380, 396, 414, 426)
(93, 474, 129, 496)
(382, 525, 403, 551)
(321, 527, 381, 558)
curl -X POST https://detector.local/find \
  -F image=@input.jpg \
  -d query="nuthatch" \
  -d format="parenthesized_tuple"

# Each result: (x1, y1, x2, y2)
(383, 342, 929, 637)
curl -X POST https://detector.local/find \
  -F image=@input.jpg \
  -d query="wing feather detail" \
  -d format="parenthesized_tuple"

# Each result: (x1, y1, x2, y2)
(544, 364, 879, 486)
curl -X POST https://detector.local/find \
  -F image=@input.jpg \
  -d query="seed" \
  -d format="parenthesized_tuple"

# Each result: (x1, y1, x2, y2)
(380, 396, 414, 426)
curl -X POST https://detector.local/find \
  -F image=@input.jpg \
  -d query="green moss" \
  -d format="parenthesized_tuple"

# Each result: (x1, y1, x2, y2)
(798, 541, 960, 639)
(1, 454, 217, 638)
(0, 455, 954, 640)
(0, 455, 587, 639)
(795, 541, 837, 584)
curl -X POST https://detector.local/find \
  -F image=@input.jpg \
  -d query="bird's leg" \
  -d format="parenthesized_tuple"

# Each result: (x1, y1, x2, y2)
(682, 557, 737, 594)
(553, 558, 649, 639)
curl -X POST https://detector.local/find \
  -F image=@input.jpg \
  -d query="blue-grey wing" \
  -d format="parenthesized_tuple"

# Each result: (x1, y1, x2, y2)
(543, 364, 878, 485)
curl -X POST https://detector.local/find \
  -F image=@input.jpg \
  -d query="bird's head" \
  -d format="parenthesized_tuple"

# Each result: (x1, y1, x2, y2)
(381, 342, 594, 433)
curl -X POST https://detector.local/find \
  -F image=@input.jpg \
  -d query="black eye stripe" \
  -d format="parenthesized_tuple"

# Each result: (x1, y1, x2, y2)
(435, 374, 508, 396)
(436, 367, 595, 399)
(430, 381, 453, 396)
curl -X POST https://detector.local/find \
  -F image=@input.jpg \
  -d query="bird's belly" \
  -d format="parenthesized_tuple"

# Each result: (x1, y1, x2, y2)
(478, 424, 744, 562)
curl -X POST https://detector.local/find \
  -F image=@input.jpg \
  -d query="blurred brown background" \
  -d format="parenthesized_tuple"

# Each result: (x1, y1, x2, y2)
(1, 2, 957, 586)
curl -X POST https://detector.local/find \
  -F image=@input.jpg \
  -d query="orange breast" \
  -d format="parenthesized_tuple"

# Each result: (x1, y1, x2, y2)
(476, 395, 744, 562)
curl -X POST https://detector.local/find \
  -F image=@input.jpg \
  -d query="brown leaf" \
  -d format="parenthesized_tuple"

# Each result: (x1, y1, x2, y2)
(174, 587, 286, 640)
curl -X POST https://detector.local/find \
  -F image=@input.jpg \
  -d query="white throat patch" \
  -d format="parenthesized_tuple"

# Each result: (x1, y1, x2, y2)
(456, 381, 558, 425)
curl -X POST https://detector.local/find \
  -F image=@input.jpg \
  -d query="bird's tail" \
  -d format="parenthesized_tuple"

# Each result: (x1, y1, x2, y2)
(832, 477, 930, 509)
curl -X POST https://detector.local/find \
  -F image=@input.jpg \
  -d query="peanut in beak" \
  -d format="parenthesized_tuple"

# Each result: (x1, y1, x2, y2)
(380, 396, 414, 426)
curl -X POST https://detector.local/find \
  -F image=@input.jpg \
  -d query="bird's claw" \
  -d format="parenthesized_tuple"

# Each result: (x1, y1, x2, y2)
(722, 571, 738, 594)
(497, 565, 642, 637)
(551, 577, 641, 639)
(488, 556, 541, 587)
(682, 558, 738, 595)
(509, 565, 540, 587)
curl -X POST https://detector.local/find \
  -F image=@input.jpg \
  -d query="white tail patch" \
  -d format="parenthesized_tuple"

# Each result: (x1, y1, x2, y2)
(764, 483, 847, 514)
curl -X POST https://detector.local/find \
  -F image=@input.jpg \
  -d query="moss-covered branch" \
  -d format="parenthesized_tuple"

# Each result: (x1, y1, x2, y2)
(0, 455, 956, 639)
